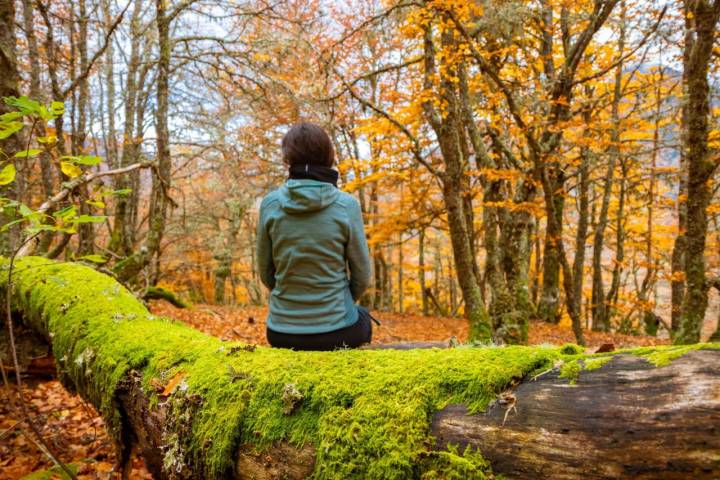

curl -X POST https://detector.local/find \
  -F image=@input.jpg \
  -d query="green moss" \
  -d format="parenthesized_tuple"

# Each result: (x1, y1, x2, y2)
(618, 343, 720, 367)
(559, 343, 584, 355)
(143, 285, 191, 308)
(583, 356, 613, 371)
(418, 445, 491, 479)
(3, 257, 717, 479)
(558, 359, 582, 384)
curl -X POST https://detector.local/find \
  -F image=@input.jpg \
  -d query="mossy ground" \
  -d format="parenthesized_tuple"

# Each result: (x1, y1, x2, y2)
(4, 257, 718, 479)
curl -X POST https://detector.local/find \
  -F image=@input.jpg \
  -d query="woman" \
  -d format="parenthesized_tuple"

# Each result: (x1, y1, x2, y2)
(256, 122, 375, 350)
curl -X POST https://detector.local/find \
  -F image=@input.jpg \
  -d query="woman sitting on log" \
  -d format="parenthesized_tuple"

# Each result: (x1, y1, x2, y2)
(256, 122, 376, 350)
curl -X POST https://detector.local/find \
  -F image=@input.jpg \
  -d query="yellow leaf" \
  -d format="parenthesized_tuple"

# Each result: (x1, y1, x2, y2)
(60, 161, 82, 178)
(86, 199, 106, 208)
(0, 164, 15, 185)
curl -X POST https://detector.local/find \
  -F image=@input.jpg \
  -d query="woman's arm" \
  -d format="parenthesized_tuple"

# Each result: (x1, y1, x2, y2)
(346, 197, 371, 301)
(256, 199, 276, 290)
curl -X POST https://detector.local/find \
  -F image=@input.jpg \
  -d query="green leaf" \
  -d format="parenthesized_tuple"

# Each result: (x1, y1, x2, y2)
(4, 96, 41, 115)
(53, 205, 77, 219)
(77, 254, 106, 264)
(19, 203, 33, 217)
(71, 215, 107, 224)
(37, 135, 57, 144)
(38, 105, 54, 121)
(74, 155, 102, 166)
(0, 199, 20, 209)
(0, 121, 23, 140)
(50, 101, 65, 116)
(112, 188, 133, 196)
(0, 164, 16, 185)
(14, 149, 42, 158)
(0, 111, 23, 121)
(1, 218, 24, 232)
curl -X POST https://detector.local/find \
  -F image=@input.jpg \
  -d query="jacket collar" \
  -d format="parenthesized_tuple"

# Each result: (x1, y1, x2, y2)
(288, 163, 338, 187)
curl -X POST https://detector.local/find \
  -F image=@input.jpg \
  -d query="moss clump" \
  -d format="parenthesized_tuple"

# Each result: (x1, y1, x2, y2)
(621, 343, 720, 367)
(143, 286, 191, 308)
(418, 445, 490, 479)
(559, 343, 584, 355)
(3, 257, 718, 479)
(559, 356, 613, 385)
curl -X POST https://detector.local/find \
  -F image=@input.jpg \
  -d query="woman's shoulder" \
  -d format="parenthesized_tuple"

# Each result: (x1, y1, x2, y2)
(260, 188, 282, 208)
(335, 190, 361, 210)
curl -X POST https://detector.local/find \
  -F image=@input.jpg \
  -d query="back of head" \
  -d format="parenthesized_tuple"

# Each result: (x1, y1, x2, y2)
(281, 122, 335, 167)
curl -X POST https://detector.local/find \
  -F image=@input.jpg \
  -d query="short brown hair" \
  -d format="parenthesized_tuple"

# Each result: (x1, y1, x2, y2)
(281, 122, 335, 167)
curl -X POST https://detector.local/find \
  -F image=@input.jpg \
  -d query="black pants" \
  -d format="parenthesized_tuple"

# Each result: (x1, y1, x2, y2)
(267, 306, 373, 351)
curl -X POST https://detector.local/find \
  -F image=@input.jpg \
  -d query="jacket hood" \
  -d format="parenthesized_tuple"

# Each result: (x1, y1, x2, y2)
(279, 179, 340, 213)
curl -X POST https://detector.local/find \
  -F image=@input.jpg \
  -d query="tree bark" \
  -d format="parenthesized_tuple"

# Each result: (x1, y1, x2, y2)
(538, 172, 564, 324)
(419, 228, 429, 316)
(640, 66, 663, 335)
(109, 0, 143, 257)
(432, 349, 720, 480)
(422, 25, 491, 340)
(0, 0, 24, 254)
(591, 8, 626, 332)
(114, 0, 173, 284)
(572, 110, 591, 319)
(675, 0, 720, 344)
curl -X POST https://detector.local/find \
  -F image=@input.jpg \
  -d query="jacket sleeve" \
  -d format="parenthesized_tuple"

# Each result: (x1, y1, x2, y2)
(256, 199, 276, 290)
(346, 197, 372, 301)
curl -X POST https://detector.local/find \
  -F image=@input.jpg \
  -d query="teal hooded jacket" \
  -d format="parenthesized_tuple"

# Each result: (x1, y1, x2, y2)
(256, 179, 372, 334)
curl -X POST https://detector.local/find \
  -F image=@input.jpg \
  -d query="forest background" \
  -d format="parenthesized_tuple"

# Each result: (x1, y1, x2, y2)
(1, 0, 720, 347)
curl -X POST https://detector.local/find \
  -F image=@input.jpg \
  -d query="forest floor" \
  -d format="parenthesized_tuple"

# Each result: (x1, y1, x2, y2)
(1, 301, 668, 479)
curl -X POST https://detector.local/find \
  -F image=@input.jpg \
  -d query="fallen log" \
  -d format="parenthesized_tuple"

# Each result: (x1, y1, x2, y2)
(3, 257, 719, 479)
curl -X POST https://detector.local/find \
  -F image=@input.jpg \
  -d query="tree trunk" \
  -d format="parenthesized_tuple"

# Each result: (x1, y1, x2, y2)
(605, 160, 627, 326)
(591, 24, 625, 332)
(675, 0, 720, 344)
(572, 144, 590, 315)
(640, 67, 663, 335)
(114, 0, 173, 284)
(109, 0, 142, 257)
(397, 232, 404, 313)
(422, 26, 491, 340)
(74, 0, 95, 256)
(22, 0, 58, 254)
(538, 176, 564, 324)
(6, 257, 720, 480)
(0, 0, 24, 254)
(419, 228, 429, 316)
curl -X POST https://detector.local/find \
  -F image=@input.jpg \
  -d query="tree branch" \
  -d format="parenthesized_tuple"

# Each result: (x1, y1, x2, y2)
(61, 1, 131, 98)
(16, 162, 154, 257)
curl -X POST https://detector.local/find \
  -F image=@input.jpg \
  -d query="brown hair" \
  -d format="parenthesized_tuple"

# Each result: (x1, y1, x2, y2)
(281, 122, 335, 167)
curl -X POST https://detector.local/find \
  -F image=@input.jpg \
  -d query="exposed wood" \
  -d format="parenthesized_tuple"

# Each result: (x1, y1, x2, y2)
(432, 350, 720, 479)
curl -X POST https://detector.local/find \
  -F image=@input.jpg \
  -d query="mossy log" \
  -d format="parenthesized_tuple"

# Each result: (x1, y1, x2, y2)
(3, 258, 720, 479)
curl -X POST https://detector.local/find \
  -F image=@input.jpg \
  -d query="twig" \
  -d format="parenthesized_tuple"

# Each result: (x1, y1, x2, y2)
(0, 420, 21, 440)
(16, 161, 154, 257)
